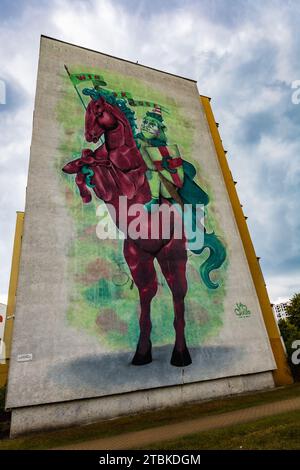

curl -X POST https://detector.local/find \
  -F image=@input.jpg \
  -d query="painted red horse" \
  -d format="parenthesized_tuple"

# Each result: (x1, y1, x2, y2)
(62, 93, 225, 367)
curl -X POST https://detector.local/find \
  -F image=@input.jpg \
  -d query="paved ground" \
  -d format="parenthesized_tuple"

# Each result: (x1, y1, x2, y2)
(57, 396, 300, 450)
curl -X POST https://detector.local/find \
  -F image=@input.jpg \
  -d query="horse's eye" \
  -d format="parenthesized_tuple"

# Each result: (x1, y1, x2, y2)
(97, 111, 103, 117)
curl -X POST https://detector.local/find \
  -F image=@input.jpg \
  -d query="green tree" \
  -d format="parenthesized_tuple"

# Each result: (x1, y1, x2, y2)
(286, 293, 300, 330)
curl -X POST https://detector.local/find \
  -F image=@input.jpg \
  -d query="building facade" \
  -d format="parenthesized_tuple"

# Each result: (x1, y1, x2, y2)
(5, 36, 292, 436)
(273, 302, 290, 322)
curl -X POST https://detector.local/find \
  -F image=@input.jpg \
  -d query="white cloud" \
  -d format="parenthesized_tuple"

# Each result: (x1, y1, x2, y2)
(267, 272, 300, 305)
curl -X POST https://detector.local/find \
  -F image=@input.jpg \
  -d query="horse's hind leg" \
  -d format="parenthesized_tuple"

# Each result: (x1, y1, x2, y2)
(156, 238, 191, 367)
(123, 239, 158, 365)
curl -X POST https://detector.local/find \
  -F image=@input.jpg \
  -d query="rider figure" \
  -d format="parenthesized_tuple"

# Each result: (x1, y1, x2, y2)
(136, 106, 184, 212)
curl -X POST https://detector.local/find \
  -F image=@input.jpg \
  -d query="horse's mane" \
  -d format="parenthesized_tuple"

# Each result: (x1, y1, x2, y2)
(83, 88, 139, 147)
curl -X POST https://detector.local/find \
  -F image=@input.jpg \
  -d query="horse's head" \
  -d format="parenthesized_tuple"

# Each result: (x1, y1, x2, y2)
(85, 96, 118, 143)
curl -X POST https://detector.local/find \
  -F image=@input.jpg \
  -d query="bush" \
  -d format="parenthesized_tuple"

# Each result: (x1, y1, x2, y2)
(0, 387, 6, 414)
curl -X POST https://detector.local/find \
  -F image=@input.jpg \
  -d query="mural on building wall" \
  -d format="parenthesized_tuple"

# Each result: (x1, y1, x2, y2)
(57, 66, 228, 368)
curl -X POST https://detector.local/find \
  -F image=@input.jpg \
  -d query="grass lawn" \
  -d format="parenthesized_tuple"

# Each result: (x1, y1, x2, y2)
(0, 383, 299, 450)
(142, 409, 300, 450)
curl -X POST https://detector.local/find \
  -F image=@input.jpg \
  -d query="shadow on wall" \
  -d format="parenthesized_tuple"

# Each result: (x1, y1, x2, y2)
(49, 345, 244, 395)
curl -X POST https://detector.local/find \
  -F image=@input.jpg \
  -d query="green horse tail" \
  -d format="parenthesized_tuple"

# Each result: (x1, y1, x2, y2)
(191, 231, 226, 289)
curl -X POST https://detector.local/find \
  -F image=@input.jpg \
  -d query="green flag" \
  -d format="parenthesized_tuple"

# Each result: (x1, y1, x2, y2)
(69, 73, 107, 87)
(65, 65, 169, 113)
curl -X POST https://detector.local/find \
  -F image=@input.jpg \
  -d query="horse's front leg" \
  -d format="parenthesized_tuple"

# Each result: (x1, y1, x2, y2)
(123, 239, 158, 365)
(75, 173, 92, 204)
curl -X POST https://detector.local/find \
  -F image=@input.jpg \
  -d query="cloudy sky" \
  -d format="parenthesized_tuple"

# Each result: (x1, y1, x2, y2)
(0, 0, 299, 305)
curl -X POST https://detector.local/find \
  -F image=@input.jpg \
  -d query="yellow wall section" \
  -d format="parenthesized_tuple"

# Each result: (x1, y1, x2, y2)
(200, 95, 293, 386)
(0, 364, 8, 389)
(0, 212, 24, 388)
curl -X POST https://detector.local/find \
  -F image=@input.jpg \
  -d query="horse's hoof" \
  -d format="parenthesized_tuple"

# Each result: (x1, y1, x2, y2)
(131, 340, 152, 366)
(170, 346, 192, 367)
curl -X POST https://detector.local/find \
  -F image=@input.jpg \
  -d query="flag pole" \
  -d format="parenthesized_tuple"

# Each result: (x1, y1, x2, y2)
(64, 64, 87, 110)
